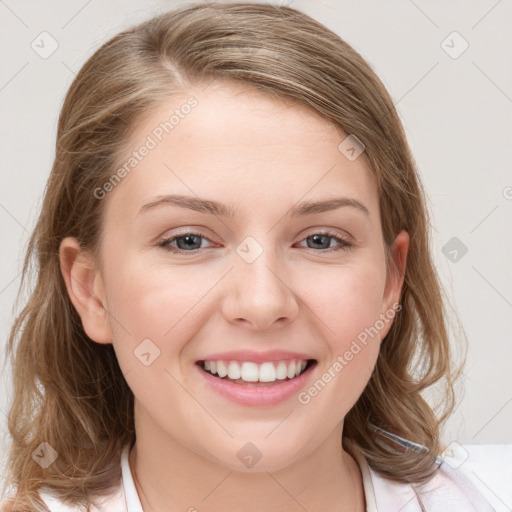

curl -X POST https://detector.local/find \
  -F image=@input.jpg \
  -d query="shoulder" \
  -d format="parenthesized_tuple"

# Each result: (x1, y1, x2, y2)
(453, 444, 512, 511)
(38, 478, 127, 512)
(35, 444, 136, 512)
(358, 443, 512, 512)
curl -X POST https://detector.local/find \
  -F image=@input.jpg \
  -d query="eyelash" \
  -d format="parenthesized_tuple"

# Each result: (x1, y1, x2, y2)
(157, 230, 353, 255)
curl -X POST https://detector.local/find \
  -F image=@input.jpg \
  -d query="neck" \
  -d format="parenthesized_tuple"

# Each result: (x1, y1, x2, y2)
(129, 409, 365, 512)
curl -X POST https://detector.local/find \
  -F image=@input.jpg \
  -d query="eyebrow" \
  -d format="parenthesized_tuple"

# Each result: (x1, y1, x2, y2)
(139, 194, 370, 218)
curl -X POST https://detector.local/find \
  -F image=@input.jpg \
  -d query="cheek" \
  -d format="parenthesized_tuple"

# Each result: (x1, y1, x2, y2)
(298, 259, 386, 401)
(101, 252, 218, 365)
(295, 265, 386, 424)
(101, 255, 219, 416)
(108, 243, 213, 310)
(303, 258, 387, 346)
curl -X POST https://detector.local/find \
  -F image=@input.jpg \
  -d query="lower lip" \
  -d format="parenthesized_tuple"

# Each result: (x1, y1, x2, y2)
(196, 362, 316, 407)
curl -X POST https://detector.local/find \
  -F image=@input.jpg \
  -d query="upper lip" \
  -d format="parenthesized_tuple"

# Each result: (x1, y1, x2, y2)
(197, 350, 315, 364)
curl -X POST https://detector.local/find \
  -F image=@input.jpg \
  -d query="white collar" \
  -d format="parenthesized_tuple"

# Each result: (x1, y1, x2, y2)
(120, 444, 144, 512)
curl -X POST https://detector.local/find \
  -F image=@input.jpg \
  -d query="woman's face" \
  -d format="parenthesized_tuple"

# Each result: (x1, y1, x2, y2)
(65, 80, 408, 472)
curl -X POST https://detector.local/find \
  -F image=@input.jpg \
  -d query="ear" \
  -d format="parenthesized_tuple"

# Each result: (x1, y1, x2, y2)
(59, 237, 112, 344)
(379, 230, 409, 340)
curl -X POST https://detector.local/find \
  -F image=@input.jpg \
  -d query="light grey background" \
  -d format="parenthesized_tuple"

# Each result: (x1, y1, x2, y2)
(1, 0, 511, 481)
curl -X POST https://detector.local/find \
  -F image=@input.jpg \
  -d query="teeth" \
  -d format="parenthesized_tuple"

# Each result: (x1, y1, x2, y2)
(259, 362, 276, 382)
(216, 361, 228, 378)
(202, 359, 310, 383)
(241, 362, 259, 382)
(276, 362, 288, 380)
(227, 361, 240, 380)
(287, 361, 296, 379)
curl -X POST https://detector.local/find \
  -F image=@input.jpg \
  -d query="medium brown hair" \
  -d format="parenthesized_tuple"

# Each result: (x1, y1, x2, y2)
(2, 2, 464, 510)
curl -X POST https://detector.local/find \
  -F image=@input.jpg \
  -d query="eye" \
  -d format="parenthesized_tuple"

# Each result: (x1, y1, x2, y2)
(296, 231, 353, 252)
(157, 230, 353, 254)
(158, 232, 215, 253)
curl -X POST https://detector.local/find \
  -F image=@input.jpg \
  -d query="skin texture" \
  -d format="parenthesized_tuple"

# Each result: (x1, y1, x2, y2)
(60, 80, 409, 512)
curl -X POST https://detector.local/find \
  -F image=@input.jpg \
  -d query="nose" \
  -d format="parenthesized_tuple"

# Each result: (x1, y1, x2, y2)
(221, 245, 300, 331)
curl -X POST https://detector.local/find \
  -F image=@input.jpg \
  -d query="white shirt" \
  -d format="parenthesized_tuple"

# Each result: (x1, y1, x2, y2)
(36, 444, 511, 511)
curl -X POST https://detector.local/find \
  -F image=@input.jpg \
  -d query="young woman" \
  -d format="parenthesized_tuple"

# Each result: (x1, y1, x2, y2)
(1, 2, 495, 511)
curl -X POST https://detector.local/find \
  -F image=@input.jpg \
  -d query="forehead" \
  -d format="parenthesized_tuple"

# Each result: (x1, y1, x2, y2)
(104, 80, 379, 221)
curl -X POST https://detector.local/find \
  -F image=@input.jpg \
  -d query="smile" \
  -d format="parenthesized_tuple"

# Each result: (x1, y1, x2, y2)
(195, 358, 317, 406)
(201, 359, 312, 384)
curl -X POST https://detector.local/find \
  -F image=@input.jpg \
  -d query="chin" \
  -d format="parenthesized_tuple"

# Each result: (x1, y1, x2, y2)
(203, 437, 310, 474)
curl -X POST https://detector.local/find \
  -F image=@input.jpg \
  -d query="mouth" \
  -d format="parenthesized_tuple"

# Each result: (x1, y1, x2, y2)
(196, 358, 317, 387)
